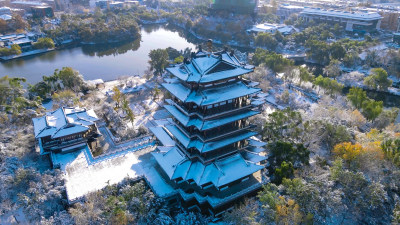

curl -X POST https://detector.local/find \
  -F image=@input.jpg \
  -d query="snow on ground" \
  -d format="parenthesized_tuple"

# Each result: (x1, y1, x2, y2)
(130, 103, 146, 116)
(142, 99, 159, 111)
(130, 113, 153, 128)
(96, 125, 152, 152)
(53, 109, 176, 202)
(101, 76, 147, 96)
(54, 143, 161, 202)
(64, 148, 140, 201)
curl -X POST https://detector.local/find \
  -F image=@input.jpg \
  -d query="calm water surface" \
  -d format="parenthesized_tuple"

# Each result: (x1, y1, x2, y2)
(0, 25, 197, 84)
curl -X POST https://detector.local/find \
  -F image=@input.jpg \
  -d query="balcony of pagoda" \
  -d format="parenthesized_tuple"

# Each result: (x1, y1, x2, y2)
(176, 141, 248, 165)
(174, 119, 255, 142)
(167, 97, 256, 120)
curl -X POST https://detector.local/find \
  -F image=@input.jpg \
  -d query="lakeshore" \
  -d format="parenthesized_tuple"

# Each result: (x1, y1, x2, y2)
(0, 25, 197, 84)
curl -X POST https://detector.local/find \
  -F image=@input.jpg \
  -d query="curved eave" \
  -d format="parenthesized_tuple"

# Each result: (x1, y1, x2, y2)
(164, 104, 259, 131)
(199, 67, 253, 83)
(152, 147, 264, 188)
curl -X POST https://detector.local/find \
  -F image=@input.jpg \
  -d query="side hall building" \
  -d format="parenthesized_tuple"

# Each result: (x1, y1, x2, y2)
(33, 107, 101, 165)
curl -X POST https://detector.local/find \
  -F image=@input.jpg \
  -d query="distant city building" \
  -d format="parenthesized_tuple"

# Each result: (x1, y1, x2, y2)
(123, 0, 138, 8)
(247, 23, 296, 35)
(277, 4, 304, 21)
(0, 14, 11, 20)
(256, 4, 275, 14)
(0, 6, 11, 20)
(109, 1, 123, 9)
(380, 11, 400, 31)
(212, 0, 257, 14)
(0, 0, 8, 7)
(398, 16, 400, 32)
(150, 49, 268, 214)
(0, 6, 24, 17)
(299, 8, 383, 33)
(94, 0, 130, 9)
(354, 7, 400, 31)
(394, 32, 400, 44)
(0, 6, 11, 15)
(41, 0, 56, 9)
(10, 1, 49, 11)
(10, 37, 32, 49)
(32, 107, 101, 166)
(31, 5, 54, 17)
(95, 0, 108, 9)
(0, 33, 39, 48)
(282, 0, 352, 9)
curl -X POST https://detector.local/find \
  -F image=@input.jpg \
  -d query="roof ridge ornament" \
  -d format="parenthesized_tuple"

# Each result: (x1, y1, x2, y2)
(206, 39, 213, 57)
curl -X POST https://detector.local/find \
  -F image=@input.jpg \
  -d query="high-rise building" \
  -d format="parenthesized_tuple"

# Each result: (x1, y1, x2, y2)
(31, 5, 54, 17)
(212, 0, 257, 14)
(151, 48, 268, 214)
(398, 16, 400, 32)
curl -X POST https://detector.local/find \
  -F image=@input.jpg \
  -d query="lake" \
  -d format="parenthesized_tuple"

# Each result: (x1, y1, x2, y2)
(0, 25, 197, 84)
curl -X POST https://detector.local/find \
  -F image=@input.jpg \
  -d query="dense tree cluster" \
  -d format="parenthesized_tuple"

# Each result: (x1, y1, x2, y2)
(251, 48, 294, 73)
(44, 10, 140, 43)
(0, 76, 41, 116)
(347, 87, 384, 121)
(363, 68, 393, 91)
(32, 37, 55, 49)
(0, 44, 22, 57)
(148, 48, 170, 76)
(29, 67, 87, 100)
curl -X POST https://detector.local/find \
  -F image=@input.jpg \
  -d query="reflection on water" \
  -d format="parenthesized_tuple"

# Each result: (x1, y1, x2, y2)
(0, 25, 197, 84)
(81, 38, 141, 58)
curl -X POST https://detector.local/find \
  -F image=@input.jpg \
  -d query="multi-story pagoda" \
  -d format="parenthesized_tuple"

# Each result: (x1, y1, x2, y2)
(151, 49, 267, 214)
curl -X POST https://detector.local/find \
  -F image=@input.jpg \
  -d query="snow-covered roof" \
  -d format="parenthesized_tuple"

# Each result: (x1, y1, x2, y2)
(246, 145, 265, 153)
(10, 38, 31, 45)
(149, 126, 175, 146)
(241, 151, 267, 163)
(11, 1, 47, 6)
(163, 81, 261, 106)
(152, 147, 264, 187)
(86, 79, 104, 86)
(166, 51, 254, 84)
(248, 137, 267, 147)
(300, 8, 382, 21)
(247, 23, 296, 34)
(32, 107, 99, 139)
(164, 104, 259, 131)
(279, 4, 304, 9)
(0, 14, 11, 20)
(166, 124, 257, 153)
